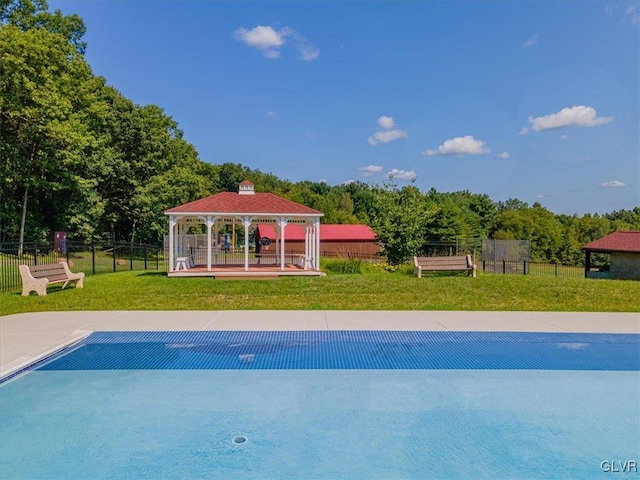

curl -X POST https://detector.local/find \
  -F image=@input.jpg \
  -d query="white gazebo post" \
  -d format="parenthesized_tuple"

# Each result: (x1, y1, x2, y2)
(307, 222, 315, 270)
(278, 218, 287, 271)
(213, 220, 219, 265)
(243, 216, 252, 271)
(176, 221, 182, 258)
(304, 223, 311, 270)
(314, 219, 321, 270)
(206, 216, 214, 271)
(168, 216, 176, 272)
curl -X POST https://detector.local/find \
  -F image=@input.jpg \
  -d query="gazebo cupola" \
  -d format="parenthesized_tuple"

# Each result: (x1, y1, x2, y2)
(238, 180, 255, 195)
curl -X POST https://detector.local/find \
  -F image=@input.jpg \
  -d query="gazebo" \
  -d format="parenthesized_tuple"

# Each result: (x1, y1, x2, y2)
(164, 181, 324, 278)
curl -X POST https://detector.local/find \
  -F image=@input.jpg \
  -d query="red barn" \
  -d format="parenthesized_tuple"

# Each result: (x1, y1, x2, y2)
(256, 224, 380, 258)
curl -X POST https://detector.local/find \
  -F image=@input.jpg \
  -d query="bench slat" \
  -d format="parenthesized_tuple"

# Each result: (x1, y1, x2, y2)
(30, 263, 66, 271)
(417, 261, 469, 267)
(28, 264, 69, 281)
(417, 260, 469, 265)
(418, 265, 470, 271)
(38, 274, 69, 282)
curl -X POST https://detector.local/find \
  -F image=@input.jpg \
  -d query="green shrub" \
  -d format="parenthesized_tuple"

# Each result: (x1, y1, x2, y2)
(322, 258, 363, 274)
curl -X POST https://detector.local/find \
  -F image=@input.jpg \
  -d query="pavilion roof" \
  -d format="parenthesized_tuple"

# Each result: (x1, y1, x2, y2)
(582, 231, 640, 253)
(165, 192, 323, 216)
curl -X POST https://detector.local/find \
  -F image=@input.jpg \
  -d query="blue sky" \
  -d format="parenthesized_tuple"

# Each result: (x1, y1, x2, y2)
(51, 1, 639, 214)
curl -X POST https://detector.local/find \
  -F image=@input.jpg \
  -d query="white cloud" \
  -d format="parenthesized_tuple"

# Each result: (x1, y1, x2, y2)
(377, 116, 395, 129)
(626, 4, 640, 26)
(234, 25, 319, 61)
(535, 194, 544, 199)
(559, 134, 569, 140)
(264, 49, 281, 59)
(522, 105, 613, 133)
(279, 26, 320, 61)
(234, 26, 284, 58)
(297, 43, 320, 61)
(387, 169, 417, 181)
(600, 180, 626, 188)
(359, 164, 384, 177)
(341, 179, 356, 185)
(266, 111, 278, 119)
(497, 151, 510, 159)
(423, 135, 490, 156)
(368, 129, 408, 145)
(368, 116, 407, 145)
(522, 34, 539, 48)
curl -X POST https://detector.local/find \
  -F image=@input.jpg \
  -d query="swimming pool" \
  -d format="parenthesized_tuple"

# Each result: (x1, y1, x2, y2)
(1, 331, 638, 479)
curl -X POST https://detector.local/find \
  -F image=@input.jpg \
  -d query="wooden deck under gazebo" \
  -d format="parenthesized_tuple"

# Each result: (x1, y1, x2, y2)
(168, 262, 319, 279)
(164, 181, 325, 278)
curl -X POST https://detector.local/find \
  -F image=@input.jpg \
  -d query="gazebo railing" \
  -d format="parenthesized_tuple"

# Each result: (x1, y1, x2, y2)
(164, 247, 306, 270)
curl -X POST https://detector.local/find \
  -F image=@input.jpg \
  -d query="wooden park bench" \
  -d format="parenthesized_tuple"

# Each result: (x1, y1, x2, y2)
(413, 255, 477, 278)
(19, 262, 85, 296)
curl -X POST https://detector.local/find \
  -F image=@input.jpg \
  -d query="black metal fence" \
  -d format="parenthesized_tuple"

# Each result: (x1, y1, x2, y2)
(482, 260, 583, 278)
(422, 240, 583, 278)
(0, 241, 163, 292)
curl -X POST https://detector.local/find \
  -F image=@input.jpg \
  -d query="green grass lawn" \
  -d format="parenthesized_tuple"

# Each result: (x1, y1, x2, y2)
(2, 270, 638, 316)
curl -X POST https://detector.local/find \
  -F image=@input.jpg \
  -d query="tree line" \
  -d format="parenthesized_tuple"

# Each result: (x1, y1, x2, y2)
(1, 1, 638, 265)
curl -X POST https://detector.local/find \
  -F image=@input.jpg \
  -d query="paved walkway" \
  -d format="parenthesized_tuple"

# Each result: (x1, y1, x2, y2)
(1, 310, 638, 379)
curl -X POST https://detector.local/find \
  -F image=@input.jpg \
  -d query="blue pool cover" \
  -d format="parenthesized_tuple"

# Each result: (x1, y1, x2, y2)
(34, 330, 639, 372)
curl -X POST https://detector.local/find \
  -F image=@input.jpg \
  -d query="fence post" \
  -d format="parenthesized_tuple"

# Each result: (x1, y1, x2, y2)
(112, 241, 116, 272)
(92, 241, 96, 275)
(502, 260, 506, 274)
(523, 260, 527, 275)
(482, 260, 485, 273)
(156, 246, 159, 270)
(144, 246, 148, 270)
(555, 263, 558, 277)
(33, 241, 38, 265)
(129, 243, 133, 270)
(66, 242, 70, 264)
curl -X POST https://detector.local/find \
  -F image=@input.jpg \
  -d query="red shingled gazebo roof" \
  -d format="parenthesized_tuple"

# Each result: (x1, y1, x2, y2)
(257, 224, 377, 241)
(582, 231, 640, 253)
(165, 192, 323, 216)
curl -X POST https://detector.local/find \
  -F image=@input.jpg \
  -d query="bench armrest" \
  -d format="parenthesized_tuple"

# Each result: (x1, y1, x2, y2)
(60, 262, 85, 288)
(19, 265, 48, 296)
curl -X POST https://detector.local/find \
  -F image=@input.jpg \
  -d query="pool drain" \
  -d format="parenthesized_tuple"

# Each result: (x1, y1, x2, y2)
(232, 436, 247, 444)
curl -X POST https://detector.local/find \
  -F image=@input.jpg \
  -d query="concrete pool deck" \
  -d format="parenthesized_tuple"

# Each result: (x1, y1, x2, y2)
(1, 310, 639, 379)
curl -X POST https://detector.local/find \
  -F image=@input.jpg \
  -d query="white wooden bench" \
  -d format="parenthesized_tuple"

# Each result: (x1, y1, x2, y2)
(413, 255, 477, 278)
(175, 256, 189, 271)
(19, 262, 85, 296)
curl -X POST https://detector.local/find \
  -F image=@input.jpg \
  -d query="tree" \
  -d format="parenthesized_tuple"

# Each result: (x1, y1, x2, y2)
(0, 25, 93, 250)
(496, 198, 529, 212)
(133, 166, 210, 243)
(490, 205, 563, 262)
(370, 182, 430, 265)
(424, 201, 471, 242)
(1, 0, 86, 53)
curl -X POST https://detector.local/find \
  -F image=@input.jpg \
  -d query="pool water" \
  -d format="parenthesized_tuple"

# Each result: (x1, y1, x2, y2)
(1, 331, 638, 479)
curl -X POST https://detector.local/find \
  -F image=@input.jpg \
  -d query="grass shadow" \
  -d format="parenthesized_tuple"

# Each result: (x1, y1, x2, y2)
(135, 271, 167, 277)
